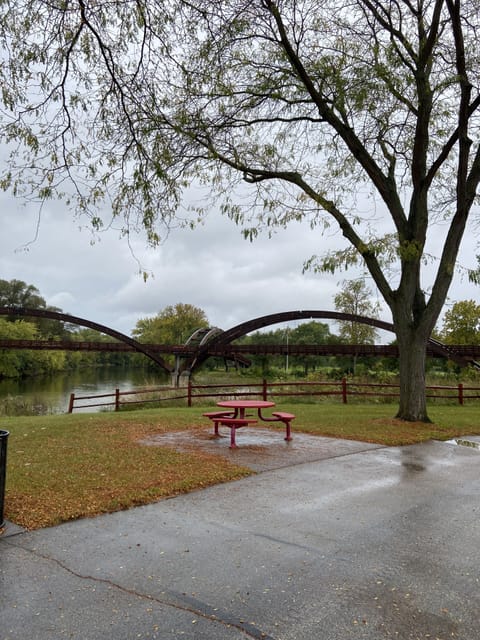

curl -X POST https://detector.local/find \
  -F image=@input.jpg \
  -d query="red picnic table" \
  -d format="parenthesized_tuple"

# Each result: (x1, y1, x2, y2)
(216, 399, 275, 418)
(203, 399, 294, 448)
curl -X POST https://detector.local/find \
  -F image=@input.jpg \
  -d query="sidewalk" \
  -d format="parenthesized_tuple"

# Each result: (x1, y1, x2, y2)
(1, 436, 479, 639)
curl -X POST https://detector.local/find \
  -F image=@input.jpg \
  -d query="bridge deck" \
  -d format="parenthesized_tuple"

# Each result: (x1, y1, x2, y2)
(1, 339, 480, 359)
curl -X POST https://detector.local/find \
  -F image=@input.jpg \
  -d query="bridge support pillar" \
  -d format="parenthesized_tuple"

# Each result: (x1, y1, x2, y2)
(171, 356, 191, 387)
(171, 371, 191, 388)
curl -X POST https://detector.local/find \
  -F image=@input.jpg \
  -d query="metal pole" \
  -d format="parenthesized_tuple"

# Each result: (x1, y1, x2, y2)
(285, 328, 289, 373)
(0, 430, 9, 528)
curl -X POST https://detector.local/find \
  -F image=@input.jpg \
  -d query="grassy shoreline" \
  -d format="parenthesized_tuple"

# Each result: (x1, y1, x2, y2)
(2, 403, 479, 531)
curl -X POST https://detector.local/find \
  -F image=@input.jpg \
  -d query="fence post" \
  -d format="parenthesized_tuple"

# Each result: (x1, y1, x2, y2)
(458, 383, 464, 406)
(188, 380, 192, 407)
(68, 393, 75, 414)
(262, 379, 268, 401)
(342, 377, 348, 404)
(115, 388, 120, 411)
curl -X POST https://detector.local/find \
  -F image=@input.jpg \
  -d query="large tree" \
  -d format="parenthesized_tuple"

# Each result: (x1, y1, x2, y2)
(1, 1, 480, 420)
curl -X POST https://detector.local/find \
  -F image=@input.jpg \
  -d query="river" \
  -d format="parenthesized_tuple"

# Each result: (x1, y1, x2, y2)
(0, 368, 170, 414)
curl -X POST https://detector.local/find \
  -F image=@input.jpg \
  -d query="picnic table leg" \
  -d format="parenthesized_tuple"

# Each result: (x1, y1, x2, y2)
(284, 420, 292, 442)
(230, 425, 237, 448)
(214, 420, 220, 436)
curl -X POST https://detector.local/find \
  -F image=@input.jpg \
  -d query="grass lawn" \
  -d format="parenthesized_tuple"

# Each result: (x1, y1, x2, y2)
(1, 402, 479, 531)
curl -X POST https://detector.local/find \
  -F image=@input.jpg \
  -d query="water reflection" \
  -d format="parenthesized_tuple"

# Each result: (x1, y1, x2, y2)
(0, 368, 169, 413)
(401, 460, 426, 473)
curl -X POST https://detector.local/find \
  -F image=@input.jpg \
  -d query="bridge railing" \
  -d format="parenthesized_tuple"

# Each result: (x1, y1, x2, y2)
(67, 379, 480, 412)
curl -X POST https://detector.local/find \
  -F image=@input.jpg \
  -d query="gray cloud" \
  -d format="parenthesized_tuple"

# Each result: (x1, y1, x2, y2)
(1, 190, 478, 338)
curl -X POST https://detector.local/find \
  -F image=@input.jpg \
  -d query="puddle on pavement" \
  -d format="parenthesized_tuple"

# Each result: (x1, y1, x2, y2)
(401, 461, 426, 472)
(445, 437, 480, 451)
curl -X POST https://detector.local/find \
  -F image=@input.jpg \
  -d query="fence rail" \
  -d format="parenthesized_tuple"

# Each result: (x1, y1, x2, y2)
(67, 379, 480, 412)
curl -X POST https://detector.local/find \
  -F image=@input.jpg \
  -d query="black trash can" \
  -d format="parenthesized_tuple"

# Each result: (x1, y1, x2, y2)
(0, 430, 9, 528)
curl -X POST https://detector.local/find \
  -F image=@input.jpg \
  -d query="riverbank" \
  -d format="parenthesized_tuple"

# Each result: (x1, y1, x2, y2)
(0, 367, 169, 415)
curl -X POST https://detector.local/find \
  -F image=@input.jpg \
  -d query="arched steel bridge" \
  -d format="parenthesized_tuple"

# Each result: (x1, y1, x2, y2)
(1, 307, 478, 382)
(0, 306, 172, 372)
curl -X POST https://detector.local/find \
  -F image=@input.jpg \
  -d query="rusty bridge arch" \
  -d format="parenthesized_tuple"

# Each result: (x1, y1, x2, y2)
(2, 307, 473, 381)
(186, 310, 467, 374)
(0, 306, 173, 372)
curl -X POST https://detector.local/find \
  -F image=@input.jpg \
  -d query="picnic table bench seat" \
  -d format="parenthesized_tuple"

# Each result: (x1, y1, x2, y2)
(202, 412, 257, 448)
(257, 410, 295, 441)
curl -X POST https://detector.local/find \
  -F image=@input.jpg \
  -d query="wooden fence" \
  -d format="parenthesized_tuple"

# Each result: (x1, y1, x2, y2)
(67, 378, 480, 412)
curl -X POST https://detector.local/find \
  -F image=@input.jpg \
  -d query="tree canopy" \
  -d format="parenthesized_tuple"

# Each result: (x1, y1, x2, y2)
(0, 278, 67, 337)
(334, 280, 380, 346)
(1, 1, 480, 420)
(0, 279, 46, 309)
(441, 300, 480, 345)
(132, 303, 209, 345)
(334, 279, 380, 374)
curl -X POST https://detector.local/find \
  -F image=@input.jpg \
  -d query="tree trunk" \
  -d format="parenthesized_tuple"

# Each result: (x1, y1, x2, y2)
(395, 329, 431, 422)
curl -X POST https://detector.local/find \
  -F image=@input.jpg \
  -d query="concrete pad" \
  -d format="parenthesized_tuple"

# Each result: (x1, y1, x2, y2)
(1, 438, 480, 639)
(140, 427, 383, 471)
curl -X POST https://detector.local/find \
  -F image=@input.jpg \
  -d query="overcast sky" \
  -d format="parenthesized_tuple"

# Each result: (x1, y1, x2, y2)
(1, 186, 478, 341)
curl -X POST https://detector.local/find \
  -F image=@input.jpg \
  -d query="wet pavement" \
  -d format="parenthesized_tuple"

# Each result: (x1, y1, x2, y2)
(1, 434, 480, 639)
